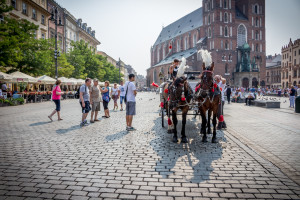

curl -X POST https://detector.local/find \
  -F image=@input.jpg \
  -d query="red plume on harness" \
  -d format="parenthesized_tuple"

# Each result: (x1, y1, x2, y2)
(168, 118, 172, 125)
(211, 88, 214, 92)
(214, 83, 218, 88)
(167, 96, 170, 101)
(181, 92, 186, 101)
(219, 115, 224, 122)
(164, 89, 168, 93)
(152, 82, 159, 87)
(160, 102, 164, 108)
(195, 84, 201, 92)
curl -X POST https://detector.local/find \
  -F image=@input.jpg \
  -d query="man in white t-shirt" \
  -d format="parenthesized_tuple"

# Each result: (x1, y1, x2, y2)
(118, 80, 126, 111)
(125, 74, 137, 131)
(215, 75, 227, 129)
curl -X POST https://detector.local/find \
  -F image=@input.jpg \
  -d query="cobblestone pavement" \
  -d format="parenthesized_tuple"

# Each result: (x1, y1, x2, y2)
(0, 92, 299, 200)
(224, 98, 300, 185)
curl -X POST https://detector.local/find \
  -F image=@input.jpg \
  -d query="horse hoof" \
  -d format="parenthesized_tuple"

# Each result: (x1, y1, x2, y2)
(173, 136, 178, 143)
(181, 137, 188, 143)
(202, 137, 208, 143)
(212, 137, 217, 143)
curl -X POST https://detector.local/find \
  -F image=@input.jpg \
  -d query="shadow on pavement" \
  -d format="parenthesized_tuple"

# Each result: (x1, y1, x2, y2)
(29, 121, 52, 126)
(150, 116, 226, 183)
(105, 131, 129, 142)
(56, 125, 80, 134)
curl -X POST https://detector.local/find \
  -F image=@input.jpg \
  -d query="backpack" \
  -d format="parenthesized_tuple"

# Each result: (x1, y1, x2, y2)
(75, 85, 86, 99)
(124, 82, 130, 103)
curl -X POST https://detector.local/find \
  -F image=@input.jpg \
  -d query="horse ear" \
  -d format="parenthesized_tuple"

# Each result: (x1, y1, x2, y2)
(202, 63, 205, 71)
(210, 62, 215, 71)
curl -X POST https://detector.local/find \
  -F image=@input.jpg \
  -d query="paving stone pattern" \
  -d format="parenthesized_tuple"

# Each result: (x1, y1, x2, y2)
(0, 92, 299, 200)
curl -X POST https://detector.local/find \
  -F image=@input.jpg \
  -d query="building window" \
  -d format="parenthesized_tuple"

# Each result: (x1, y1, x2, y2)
(237, 24, 246, 46)
(11, 0, 17, 9)
(230, 27, 232, 36)
(222, 54, 225, 61)
(294, 70, 297, 78)
(224, 12, 228, 23)
(260, 44, 262, 52)
(224, 0, 227, 8)
(22, 3, 27, 15)
(260, 30, 262, 40)
(254, 4, 259, 14)
(208, 14, 211, 24)
(221, 40, 223, 49)
(256, 17, 259, 27)
(220, 0, 222, 7)
(225, 41, 228, 50)
(220, 26, 222, 35)
(295, 51, 296, 56)
(220, 12, 222, 21)
(256, 44, 258, 52)
(50, 31, 54, 38)
(255, 30, 259, 40)
(225, 64, 228, 73)
(228, 54, 232, 61)
(163, 44, 166, 58)
(208, 27, 212, 38)
(32, 9, 36, 20)
(41, 14, 45, 25)
(185, 37, 188, 50)
(177, 40, 180, 52)
(224, 26, 228, 37)
(41, 33, 45, 39)
(294, 59, 296, 66)
(230, 41, 232, 50)
(193, 34, 196, 47)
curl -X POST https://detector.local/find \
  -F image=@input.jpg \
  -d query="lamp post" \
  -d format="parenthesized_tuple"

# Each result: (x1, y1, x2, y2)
(118, 58, 121, 84)
(49, 7, 63, 80)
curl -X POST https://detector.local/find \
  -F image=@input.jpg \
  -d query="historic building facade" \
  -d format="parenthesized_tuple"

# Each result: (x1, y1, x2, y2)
(266, 54, 281, 88)
(63, 8, 78, 52)
(76, 18, 100, 51)
(281, 38, 300, 88)
(147, 0, 266, 88)
(5, 0, 50, 39)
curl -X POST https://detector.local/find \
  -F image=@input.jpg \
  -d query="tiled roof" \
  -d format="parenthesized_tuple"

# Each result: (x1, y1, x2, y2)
(153, 47, 198, 67)
(153, 8, 203, 46)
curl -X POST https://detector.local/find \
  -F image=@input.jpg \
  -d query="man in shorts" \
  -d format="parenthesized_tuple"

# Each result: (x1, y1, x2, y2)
(118, 80, 126, 111)
(125, 74, 137, 131)
(90, 79, 101, 123)
(80, 78, 92, 127)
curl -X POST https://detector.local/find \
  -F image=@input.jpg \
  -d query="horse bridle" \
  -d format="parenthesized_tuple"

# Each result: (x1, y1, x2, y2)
(169, 81, 188, 108)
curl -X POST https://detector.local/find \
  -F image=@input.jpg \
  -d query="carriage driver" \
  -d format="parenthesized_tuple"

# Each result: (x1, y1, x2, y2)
(214, 75, 227, 129)
(169, 59, 180, 81)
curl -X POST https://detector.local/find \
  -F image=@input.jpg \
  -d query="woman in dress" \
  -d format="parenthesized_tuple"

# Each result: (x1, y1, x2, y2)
(111, 83, 119, 111)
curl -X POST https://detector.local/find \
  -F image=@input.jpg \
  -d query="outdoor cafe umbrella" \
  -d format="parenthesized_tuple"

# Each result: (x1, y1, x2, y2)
(10, 71, 38, 83)
(0, 72, 13, 81)
(37, 75, 56, 92)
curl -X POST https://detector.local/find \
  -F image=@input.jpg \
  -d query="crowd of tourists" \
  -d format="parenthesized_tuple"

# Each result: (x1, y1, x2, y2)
(47, 74, 138, 131)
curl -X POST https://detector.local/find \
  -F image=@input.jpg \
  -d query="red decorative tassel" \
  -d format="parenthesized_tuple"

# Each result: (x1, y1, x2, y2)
(169, 45, 172, 49)
(160, 102, 164, 108)
(181, 97, 186, 101)
(152, 82, 159, 87)
(219, 115, 224, 122)
(214, 83, 218, 88)
(168, 118, 172, 125)
(212, 88, 214, 92)
(195, 85, 201, 92)
(164, 89, 168, 93)
(220, 88, 222, 91)
(167, 96, 170, 101)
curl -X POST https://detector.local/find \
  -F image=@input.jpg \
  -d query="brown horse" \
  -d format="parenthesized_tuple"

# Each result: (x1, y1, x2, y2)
(163, 77, 193, 143)
(194, 62, 221, 143)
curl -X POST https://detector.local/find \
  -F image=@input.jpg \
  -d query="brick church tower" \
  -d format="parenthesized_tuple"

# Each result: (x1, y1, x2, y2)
(202, 0, 266, 88)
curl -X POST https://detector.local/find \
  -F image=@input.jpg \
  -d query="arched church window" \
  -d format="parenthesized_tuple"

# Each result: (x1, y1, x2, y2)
(208, 27, 212, 38)
(224, 26, 228, 36)
(224, 12, 228, 23)
(237, 24, 247, 46)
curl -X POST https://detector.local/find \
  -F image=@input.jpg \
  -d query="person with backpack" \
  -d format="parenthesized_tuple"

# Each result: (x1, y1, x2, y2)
(125, 74, 137, 131)
(79, 78, 92, 127)
(48, 80, 64, 121)
(100, 81, 110, 118)
(225, 85, 232, 104)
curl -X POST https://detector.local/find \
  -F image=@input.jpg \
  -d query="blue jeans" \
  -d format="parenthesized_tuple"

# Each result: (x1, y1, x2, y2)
(290, 96, 295, 107)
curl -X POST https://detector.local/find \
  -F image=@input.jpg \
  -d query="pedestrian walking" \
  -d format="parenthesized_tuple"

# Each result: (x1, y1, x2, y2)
(225, 85, 231, 104)
(289, 85, 296, 108)
(118, 81, 126, 111)
(90, 79, 101, 123)
(100, 81, 110, 118)
(79, 78, 92, 127)
(48, 80, 64, 121)
(214, 75, 227, 129)
(125, 74, 137, 131)
(111, 83, 119, 111)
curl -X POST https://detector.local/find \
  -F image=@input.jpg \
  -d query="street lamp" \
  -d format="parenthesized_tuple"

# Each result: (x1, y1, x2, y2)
(117, 58, 121, 84)
(49, 7, 63, 80)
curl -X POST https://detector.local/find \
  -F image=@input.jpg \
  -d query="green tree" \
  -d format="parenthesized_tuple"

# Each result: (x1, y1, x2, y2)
(57, 53, 75, 78)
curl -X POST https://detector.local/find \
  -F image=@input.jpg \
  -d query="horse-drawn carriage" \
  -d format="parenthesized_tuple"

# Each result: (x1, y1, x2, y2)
(158, 60, 223, 144)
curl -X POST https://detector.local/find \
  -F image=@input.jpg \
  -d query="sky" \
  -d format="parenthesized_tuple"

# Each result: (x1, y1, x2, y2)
(56, 0, 300, 76)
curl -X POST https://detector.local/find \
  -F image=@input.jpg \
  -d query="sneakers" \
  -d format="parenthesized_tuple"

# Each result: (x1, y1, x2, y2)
(80, 119, 88, 127)
(126, 127, 136, 131)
